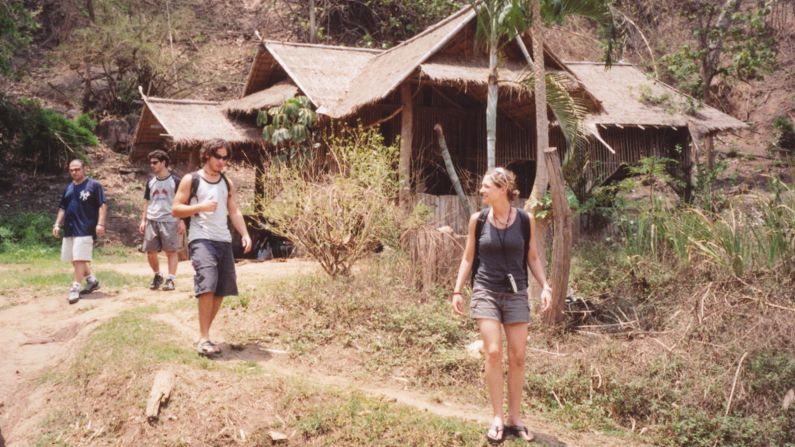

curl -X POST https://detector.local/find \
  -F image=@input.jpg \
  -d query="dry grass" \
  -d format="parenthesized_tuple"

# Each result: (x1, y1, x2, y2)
(400, 224, 465, 290)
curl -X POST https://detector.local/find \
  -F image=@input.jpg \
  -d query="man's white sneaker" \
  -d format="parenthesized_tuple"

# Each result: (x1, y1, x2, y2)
(68, 285, 81, 304)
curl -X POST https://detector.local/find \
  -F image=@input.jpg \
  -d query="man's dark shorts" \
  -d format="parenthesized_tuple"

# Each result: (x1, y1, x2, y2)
(189, 239, 238, 298)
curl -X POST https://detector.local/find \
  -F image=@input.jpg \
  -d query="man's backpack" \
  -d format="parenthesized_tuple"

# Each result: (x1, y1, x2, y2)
(470, 207, 532, 286)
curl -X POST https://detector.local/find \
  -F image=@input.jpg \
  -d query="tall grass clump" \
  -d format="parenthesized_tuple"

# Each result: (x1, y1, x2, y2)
(605, 169, 795, 278)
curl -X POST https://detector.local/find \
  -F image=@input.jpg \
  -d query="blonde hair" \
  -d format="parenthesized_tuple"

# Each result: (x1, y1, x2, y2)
(484, 167, 520, 201)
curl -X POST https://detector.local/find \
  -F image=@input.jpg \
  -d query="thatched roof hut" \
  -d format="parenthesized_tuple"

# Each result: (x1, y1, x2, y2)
(131, 5, 748, 231)
(131, 95, 264, 163)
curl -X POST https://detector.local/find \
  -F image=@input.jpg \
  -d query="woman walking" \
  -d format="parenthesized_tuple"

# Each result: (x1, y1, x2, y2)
(452, 167, 552, 444)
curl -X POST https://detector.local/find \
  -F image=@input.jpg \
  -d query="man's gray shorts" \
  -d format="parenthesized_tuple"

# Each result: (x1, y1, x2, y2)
(470, 286, 530, 324)
(189, 239, 238, 298)
(143, 220, 180, 252)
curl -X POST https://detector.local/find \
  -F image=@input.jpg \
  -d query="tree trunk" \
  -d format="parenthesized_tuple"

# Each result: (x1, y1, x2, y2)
(700, 0, 744, 100)
(434, 124, 474, 217)
(399, 83, 414, 211)
(529, 0, 549, 205)
(526, 0, 551, 307)
(542, 147, 571, 325)
(486, 20, 498, 171)
(86, 0, 96, 23)
(309, 0, 317, 43)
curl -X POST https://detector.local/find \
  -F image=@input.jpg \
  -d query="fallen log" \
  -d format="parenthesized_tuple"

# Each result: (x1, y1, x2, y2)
(145, 370, 175, 421)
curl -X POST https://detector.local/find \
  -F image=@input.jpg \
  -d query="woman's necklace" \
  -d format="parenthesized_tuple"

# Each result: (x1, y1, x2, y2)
(493, 208, 512, 229)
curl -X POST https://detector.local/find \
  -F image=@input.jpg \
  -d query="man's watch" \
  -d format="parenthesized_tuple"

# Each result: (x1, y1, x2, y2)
(53, 223, 61, 229)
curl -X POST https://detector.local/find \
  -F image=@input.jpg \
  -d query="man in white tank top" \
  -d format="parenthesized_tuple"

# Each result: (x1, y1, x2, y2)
(172, 139, 252, 357)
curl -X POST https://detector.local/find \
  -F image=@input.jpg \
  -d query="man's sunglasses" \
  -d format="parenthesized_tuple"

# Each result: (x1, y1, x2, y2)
(149, 160, 161, 165)
(212, 154, 231, 161)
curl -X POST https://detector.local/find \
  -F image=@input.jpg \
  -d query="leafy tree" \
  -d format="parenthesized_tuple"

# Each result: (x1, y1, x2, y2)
(62, 0, 199, 114)
(0, 1, 38, 75)
(659, 0, 778, 100)
(281, 0, 463, 47)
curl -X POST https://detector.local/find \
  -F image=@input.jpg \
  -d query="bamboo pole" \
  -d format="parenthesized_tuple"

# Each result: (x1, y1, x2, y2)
(543, 146, 571, 325)
(434, 124, 474, 218)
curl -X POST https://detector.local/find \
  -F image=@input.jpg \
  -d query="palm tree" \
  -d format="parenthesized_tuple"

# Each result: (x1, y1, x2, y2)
(525, 0, 617, 325)
(528, 0, 617, 206)
(472, 0, 528, 170)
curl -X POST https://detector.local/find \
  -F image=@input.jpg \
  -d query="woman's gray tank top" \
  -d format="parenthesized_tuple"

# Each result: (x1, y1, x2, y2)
(188, 171, 231, 243)
(473, 211, 528, 293)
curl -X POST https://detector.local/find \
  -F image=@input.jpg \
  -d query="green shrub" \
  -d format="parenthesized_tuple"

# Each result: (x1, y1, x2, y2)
(0, 212, 59, 256)
(772, 116, 795, 154)
(0, 94, 97, 172)
(258, 124, 401, 277)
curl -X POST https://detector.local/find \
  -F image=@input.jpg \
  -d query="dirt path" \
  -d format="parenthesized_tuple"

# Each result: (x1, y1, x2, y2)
(0, 259, 316, 443)
(1, 259, 642, 446)
(152, 305, 638, 447)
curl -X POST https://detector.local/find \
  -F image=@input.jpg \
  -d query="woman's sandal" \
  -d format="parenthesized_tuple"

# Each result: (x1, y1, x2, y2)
(197, 340, 221, 357)
(506, 425, 535, 443)
(486, 423, 505, 444)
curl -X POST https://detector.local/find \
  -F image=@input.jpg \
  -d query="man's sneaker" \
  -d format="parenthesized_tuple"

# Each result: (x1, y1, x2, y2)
(149, 273, 164, 290)
(68, 285, 81, 304)
(162, 278, 175, 291)
(81, 277, 101, 295)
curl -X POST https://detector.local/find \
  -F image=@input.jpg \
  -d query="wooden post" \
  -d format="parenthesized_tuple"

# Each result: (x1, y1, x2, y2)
(399, 83, 414, 211)
(542, 147, 571, 326)
(705, 132, 715, 171)
(254, 147, 266, 217)
(434, 124, 474, 218)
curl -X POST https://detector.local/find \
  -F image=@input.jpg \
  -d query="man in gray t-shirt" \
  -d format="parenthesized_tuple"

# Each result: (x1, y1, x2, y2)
(139, 150, 185, 291)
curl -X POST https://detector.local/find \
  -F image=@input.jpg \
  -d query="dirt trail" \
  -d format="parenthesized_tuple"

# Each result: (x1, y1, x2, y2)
(0, 259, 316, 443)
(1, 259, 643, 446)
(153, 305, 638, 447)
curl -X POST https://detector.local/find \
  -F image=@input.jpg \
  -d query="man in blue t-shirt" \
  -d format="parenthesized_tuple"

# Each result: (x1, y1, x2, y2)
(52, 159, 107, 304)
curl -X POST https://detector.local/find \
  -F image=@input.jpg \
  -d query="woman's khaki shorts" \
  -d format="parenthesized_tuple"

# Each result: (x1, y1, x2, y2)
(470, 286, 530, 324)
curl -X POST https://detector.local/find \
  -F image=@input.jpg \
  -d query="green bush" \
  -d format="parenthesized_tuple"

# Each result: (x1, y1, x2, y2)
(258, 124, 401, 277)
(0, 94, 97, 172)
(0, 212, 59, 258)
(772, 116, 795, 154)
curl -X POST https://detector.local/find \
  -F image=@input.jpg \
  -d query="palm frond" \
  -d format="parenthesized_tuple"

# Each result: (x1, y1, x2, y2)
(519, 70, 588, 148)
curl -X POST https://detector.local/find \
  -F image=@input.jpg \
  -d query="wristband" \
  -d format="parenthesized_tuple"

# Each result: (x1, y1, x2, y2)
(53, 223, 61, 229)
(452, 292, 462, 296)
(97, 224, 105, 227)
(543, 285, 552, 292)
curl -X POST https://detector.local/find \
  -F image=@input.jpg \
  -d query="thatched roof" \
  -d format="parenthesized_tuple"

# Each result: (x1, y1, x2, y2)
(223, 81, 299, 114)
(262, 42, 380, 109)
(567, 62, 747, 132)
(139, 96, 262, 144)
(322, 6, 477, 117)
(419, 57, 531, 88)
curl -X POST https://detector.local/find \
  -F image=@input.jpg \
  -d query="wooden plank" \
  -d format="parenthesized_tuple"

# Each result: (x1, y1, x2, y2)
(145, 370, 175, 421)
